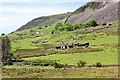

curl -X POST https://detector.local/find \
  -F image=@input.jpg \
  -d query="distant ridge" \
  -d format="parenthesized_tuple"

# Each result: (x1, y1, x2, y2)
(16, 1, 119, 31)
(17, 12, 71, 31)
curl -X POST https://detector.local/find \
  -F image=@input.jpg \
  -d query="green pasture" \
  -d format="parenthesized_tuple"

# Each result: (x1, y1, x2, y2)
(11, 37, 46, 51)
(21, 48, 118, 65)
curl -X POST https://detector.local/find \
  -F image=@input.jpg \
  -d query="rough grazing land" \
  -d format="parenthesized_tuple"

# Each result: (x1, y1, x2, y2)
(2, 1, 119, 77)
(3, 66, 118, 78)
(2, 21, 119, 78)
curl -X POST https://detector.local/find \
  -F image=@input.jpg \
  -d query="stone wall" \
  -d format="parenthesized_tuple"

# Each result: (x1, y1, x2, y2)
(13, 62, 53, 66)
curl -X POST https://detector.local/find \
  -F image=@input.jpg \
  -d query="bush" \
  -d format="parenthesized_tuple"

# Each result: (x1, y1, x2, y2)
(51, 30, 55, 34)
(58, 26, 65, 31)
(79, 24, 84, 29)
(73, 24, 80, 30)
(65, 23, 73, 31)
(102, 22, 107, 26)
(53, 62, 64, 68)
(87, 19, 98, 27)
(55, 22, 63, 30)
(45, 25, 48, 28)
(95, 62, 102, 67)
(82, 23, 90, 28)
(1, 33, 5, 36)
(10, 32, 14, 34)
(77, 60, 86, 67)
(64, 64, 69, 68)
(39, 27, 42, 29)
(30, 29, 35, 32)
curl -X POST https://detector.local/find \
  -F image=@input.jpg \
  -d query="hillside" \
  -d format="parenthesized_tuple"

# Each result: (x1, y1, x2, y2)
(16, 1, 119, 31)
(65, 1, 118, 24)
(17, 12, 71, 31)
(5, 20, 119, 78)
(2, 1, 119, 78)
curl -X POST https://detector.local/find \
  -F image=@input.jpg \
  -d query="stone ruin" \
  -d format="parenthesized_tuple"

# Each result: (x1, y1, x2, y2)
(56, 41, 89, 50)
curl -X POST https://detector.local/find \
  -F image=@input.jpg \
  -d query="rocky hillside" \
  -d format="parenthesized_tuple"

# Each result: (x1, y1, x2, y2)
(17, 12, 71, 31)
(17, 1, 119, 31)
(65, 1, 118, 24)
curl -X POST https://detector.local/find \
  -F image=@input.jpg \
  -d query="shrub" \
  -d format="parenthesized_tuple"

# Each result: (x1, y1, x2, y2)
(95, 62, 102, 67)
(64, 63, 69, 68)
(10, 32, 14, 34)
(1, 33, 5, 36)
(39, 27, 42, 29)
(79, 24, 84, 29)
(53, 62, 64, 68)
(73, 24, 80, 30)
(55, 22, 63, 30)
(77, 60, 86, 67)
(51, 30, 55, 34)
(82, 23, 89, 28)
(45, 25, 48, 28)
(30, 30, 35, 32)
(102, 22, 107, 26)
(65, 23, 74, 31)
(87, 19, 98, 27)
(58, 26, 65, 31)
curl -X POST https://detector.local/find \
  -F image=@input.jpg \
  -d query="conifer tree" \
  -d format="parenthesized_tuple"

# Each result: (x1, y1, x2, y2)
(1, 35, 13, 65)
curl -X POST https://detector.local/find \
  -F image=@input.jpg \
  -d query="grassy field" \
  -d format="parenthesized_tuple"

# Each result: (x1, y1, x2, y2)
(3, 66, 118, 78)
(19, 23, 118, 65)
(3, 21, 119, 78)
(21, 48, 118, 65)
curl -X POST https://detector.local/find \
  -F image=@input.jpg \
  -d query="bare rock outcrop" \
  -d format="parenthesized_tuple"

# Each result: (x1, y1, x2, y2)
(65, 1, 119, 24)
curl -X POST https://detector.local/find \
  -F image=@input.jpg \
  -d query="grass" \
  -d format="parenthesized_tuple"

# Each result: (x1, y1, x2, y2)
(3, 66, 118, 78)
(9, 24, 68, 51)
(3, 21, 118, 78)
(3, 65, 54, 70)
(11, 37, 45, 51)
(19, 24, 118, 65)
(9, 21, 118, 52)
(47, 31, 75, 44)
(21, 48, 118, 65)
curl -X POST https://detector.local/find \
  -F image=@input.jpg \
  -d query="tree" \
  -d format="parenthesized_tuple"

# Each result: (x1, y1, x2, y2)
(58, 26, 65, 31)
(73, 24, 80, 30)
(65, 23, 73, 31)
(55, 22, 63, 30)
(79, 24, 84, 29)
(1, 35, 14, 65)
(87, 19, 98, 27)
(82, 23, 89, 28)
